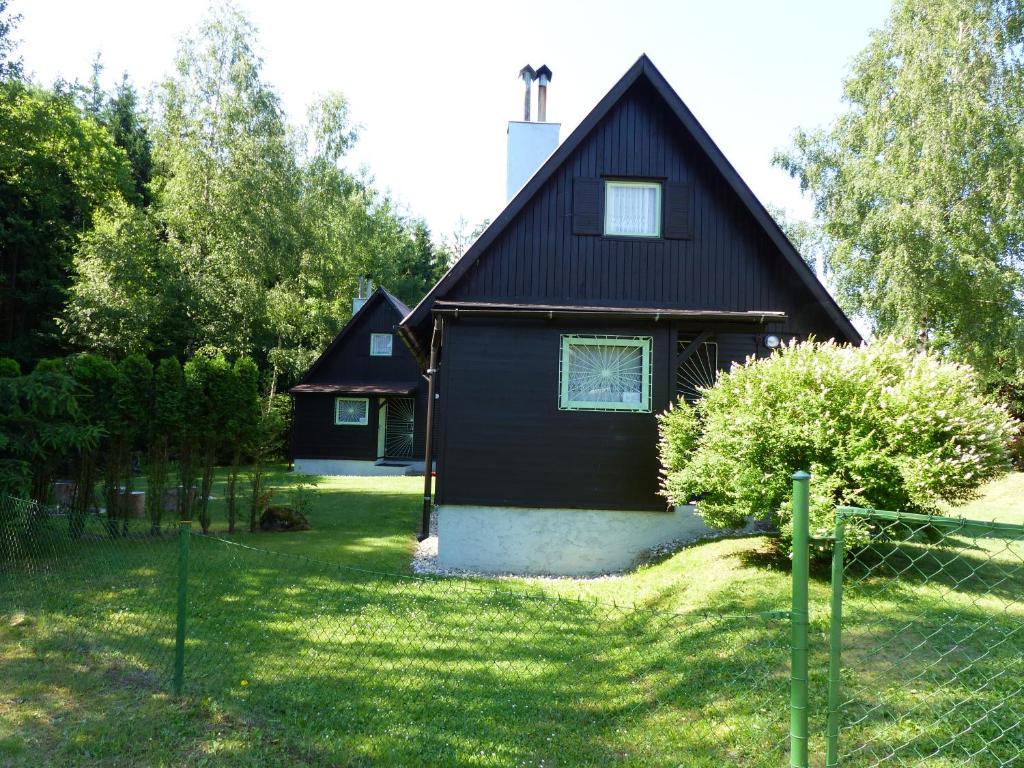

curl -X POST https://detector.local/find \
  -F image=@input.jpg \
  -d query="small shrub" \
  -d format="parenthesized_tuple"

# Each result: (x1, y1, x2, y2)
(258, 505, 311, 532)
(289, 476, 317, 521)
(658, 338, 1016, 555)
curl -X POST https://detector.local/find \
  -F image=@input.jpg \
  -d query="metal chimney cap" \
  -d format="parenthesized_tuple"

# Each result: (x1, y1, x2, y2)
(535, 65, 552, 84)
(518, 64, 536, 82)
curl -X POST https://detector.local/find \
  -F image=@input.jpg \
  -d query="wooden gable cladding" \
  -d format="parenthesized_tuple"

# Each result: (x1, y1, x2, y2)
(295, 288, 416, 386)
(448, 81, 814, 316)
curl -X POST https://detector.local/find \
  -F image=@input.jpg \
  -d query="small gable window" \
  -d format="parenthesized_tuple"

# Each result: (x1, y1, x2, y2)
(370, 333, 393, 357)
(604, 180, 661, 238)
(335, 397, 369, 426)
(559, 335, 652, 413)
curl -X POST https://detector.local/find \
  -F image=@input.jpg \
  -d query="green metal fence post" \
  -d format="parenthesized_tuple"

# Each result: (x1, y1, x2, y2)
(790, 471, 811, 768)
(825, 514, 846, 767)
(173, 520, 190, 696)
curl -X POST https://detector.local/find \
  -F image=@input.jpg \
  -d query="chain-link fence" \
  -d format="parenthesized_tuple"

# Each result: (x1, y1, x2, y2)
(1, 494, 792, 767)
(12, 488, 1019, 766)
(829, 508, 1024, 768)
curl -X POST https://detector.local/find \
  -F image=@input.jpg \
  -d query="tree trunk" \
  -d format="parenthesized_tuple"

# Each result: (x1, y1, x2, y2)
(199, 446, 215, 533)
(226, 450, 240, 534)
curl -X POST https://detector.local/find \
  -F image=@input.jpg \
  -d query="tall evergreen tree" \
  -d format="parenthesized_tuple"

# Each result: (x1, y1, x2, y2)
(104, 74, 154, 206)
(0, 81, 136, 364)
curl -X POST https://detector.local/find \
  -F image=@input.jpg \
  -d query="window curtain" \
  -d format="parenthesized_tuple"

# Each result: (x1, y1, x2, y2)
(607, 184, 658, 235)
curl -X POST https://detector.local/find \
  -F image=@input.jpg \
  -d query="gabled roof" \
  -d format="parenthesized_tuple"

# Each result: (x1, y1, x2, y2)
(296, 286, 410, 386)
(402, 54, 861, 344)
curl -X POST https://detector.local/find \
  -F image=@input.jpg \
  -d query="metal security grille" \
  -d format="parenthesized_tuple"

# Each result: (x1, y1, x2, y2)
(384, 397, 415, 458)
(335, 397, 368, 425)
(676, 337, 719, 403)
(558, 335, 652, 412)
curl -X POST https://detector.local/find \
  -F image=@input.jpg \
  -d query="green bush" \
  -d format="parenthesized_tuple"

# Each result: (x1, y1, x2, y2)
(658, 338, 1016, 553)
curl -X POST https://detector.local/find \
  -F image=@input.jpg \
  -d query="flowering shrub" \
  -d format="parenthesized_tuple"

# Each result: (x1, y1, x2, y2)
(658, 338, 1016, 553)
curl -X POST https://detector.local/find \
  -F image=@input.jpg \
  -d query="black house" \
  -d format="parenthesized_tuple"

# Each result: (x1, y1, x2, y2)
(291, 286, 429, 475)
(400, 55, 860, 575)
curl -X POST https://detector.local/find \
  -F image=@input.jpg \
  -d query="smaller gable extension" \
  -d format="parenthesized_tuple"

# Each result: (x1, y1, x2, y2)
(296, 287, 415, 390)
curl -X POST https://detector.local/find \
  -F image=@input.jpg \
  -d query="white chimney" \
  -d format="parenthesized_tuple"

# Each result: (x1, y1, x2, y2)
(352, 277, 372, 314)
(506, 64, 559, 201)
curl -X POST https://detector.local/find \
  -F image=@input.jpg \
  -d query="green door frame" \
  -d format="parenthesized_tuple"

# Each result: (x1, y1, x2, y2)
(376, 398, 387, 459)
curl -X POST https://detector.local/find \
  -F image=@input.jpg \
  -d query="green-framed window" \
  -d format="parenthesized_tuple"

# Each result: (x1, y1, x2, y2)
(335, 397, 369, 426)
(558, 335, 653, 412)
(604, 180, 662, 238)
(370, 333, 393, 356)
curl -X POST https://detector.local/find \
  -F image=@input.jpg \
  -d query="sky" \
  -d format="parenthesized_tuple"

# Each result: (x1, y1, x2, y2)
(16, 0, 893, 239)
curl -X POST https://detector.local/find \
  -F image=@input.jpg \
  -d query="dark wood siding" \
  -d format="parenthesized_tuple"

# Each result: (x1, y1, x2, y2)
(292, 393, 378, 460)
(425, 73, 854, 512)
(291, 389, 430, 462)
(445, 79, 845, 343)
(435, 317, 672, 511)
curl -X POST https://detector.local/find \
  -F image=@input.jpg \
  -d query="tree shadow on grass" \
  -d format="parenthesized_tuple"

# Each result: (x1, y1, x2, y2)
(177, 540, 795, 767)
(32, 523, 1024, 766)
(0, 624, 343, 767)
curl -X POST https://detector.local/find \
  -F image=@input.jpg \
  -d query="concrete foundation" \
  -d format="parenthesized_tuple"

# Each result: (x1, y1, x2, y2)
(293, 458, 428, 477)
(437, 504, 729, 576)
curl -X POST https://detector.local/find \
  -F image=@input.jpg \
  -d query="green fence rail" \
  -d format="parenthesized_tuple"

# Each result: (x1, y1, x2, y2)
(829, 506, 1024, 767)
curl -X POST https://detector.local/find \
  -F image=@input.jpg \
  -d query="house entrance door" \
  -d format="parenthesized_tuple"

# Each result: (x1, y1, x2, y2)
(384, 397, 415, 459)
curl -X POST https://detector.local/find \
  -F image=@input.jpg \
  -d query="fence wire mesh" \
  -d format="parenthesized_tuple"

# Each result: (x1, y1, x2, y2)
(0, 495, 180, 688)
(833, 508, 1024, 768)
(1, 494, 790, 768)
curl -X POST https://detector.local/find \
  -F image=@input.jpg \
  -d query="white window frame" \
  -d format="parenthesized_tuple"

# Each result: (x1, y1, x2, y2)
(370, 333, 393, 357)
(603, 180, 662, 238)
(558, 335, 653, 413)
(334, 397, 370, 426)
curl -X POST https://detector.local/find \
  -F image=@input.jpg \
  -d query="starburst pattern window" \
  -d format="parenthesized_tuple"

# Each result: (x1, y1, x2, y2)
(559, 335, 652, 412)
(334, 397, 369, 426)
(676, 337, 719, 404)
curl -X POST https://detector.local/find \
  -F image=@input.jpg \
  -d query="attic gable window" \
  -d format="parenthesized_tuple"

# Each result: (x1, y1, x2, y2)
(604, 180, 661, 238)
(559, 335, 652, 413)
(370, 333, 393, 357)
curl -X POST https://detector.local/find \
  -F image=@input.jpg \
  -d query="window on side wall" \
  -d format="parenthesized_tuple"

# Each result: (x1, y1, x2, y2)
(558, 335, 652, 412)
(335, 397, 369, 426)
(370, 333, 393, 357)
(604, 180, 661, 238)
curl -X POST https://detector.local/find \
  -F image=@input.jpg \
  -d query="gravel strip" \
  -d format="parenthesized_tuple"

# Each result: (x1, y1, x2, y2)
(410, 524, 772, 581)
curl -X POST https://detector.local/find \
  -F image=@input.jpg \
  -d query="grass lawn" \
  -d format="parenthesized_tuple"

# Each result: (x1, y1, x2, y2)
(1, 469, 1022, 767)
